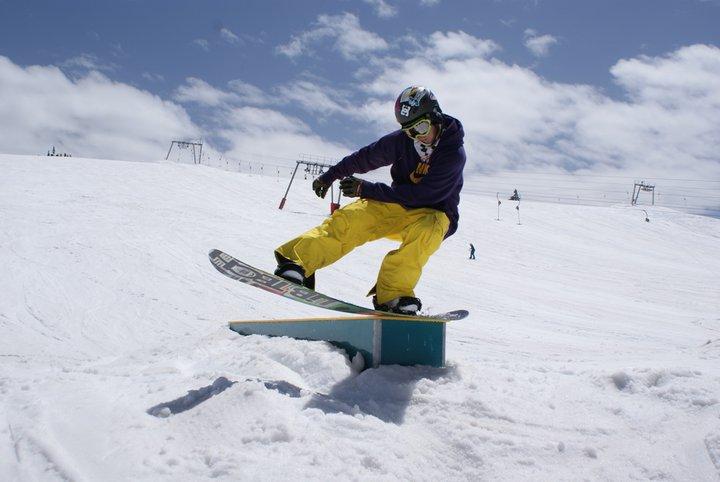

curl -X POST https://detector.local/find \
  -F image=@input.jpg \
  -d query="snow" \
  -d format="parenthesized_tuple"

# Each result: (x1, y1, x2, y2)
(1, 153, 719, 480)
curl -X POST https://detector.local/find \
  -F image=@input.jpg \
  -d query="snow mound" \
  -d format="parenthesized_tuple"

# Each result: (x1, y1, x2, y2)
(1, 154, 719, 480)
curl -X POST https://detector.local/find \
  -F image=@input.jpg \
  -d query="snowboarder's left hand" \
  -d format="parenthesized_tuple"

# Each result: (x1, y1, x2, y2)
(312, 178, 329, 199)
(339, 177, 362, 197)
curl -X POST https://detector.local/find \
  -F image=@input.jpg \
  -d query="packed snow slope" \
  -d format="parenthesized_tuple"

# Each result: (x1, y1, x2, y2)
(1, 154, 719, 481)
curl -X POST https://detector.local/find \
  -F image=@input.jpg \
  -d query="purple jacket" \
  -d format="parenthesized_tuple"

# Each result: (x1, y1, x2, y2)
(318, 114, 466, 237)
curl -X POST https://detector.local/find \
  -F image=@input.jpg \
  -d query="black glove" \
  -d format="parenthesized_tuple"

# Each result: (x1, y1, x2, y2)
(339, 176, 363, 198)
(312, 178, 329, 199)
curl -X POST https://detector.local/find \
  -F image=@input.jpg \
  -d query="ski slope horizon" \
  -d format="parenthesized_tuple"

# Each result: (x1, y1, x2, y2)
(1, 153, 719, 480)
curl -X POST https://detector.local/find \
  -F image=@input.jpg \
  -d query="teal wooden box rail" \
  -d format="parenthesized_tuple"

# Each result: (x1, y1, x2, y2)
(228, 316, 446, 370)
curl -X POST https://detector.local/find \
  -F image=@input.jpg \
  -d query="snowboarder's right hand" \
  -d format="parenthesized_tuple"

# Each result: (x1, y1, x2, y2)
(312, 178, 329, 199)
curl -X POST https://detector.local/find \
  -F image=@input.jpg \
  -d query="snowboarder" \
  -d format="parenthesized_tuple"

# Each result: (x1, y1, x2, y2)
(273, 86, 466, 315)
(469, 243, 476, 260)
(509, 189, 520, 201)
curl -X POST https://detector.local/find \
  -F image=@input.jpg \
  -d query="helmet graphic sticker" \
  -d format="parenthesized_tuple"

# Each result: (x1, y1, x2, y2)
(394, 86, 442, 128)
(402, 87, 426, 107)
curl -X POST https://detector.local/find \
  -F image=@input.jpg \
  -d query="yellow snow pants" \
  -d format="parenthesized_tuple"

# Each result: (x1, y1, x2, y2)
(275, 199, 450, 305)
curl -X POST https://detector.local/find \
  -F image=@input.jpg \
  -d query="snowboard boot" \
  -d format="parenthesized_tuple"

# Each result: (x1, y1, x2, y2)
(372, 296, 422, 316)
(274, 252, 315, 290)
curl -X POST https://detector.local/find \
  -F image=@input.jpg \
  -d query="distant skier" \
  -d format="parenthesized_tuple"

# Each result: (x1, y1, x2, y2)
(509, 189, 520, 201)
(469, 243, 476, 260)
(273, 86, 466, 315)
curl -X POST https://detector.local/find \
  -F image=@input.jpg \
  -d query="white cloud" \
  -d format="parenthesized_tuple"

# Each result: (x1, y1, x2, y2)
(171, 78, 351, 160)
(364, 0, 398, 18)
(420, 0, 441, 5)
(142, 72, 165, 82)
(611, 44, 720, 107)
(4, 30, 718, 188)
(210, 105, 350, 162)
(524, 29, 559, 57)
(193, 39, 210, 51)
(131, 38, 720, 182)
(219, 106, 311, 134)
(356, 39, 720, 181)
(426, 31, 500, 60)
(175, 77, 348, 118)
(0, 55, 349, 164)
(276, 13, 388, 60)
(60, 53, 117, 73)
(220, 28, 240, 45)
(174, 77, 239, 107)
(276, 37, 306, 58)
(227, 80, 272, 105)
(320, 13, 389, 59)
(110, 43, 126, 59)
(0, 56, 199, 160)
(279, 81, 350, 116)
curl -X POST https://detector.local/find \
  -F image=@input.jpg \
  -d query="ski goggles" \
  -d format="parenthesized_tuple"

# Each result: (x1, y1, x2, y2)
(402, 117, 433, 139)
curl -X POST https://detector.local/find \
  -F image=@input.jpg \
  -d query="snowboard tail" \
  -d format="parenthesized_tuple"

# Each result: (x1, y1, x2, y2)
(208, 249, 468, 322)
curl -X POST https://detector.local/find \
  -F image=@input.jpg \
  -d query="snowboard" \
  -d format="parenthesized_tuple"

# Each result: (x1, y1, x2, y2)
(208, 249, 468, 322)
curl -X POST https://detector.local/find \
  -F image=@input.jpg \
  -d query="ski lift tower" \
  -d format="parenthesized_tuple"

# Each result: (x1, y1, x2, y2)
(166, 140, 203, 164)
(279, 155, 339, 214)
(631, 181, 655, 206)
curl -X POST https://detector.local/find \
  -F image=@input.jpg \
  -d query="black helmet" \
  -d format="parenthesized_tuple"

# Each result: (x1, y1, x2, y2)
(394, 86, 442, 128)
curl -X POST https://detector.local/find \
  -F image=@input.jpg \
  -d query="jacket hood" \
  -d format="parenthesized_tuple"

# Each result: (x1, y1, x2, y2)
(437, 114, 464, 151)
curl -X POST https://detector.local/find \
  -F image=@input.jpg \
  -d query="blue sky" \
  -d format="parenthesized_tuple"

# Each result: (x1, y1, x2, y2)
(0, 0, 719, 180)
